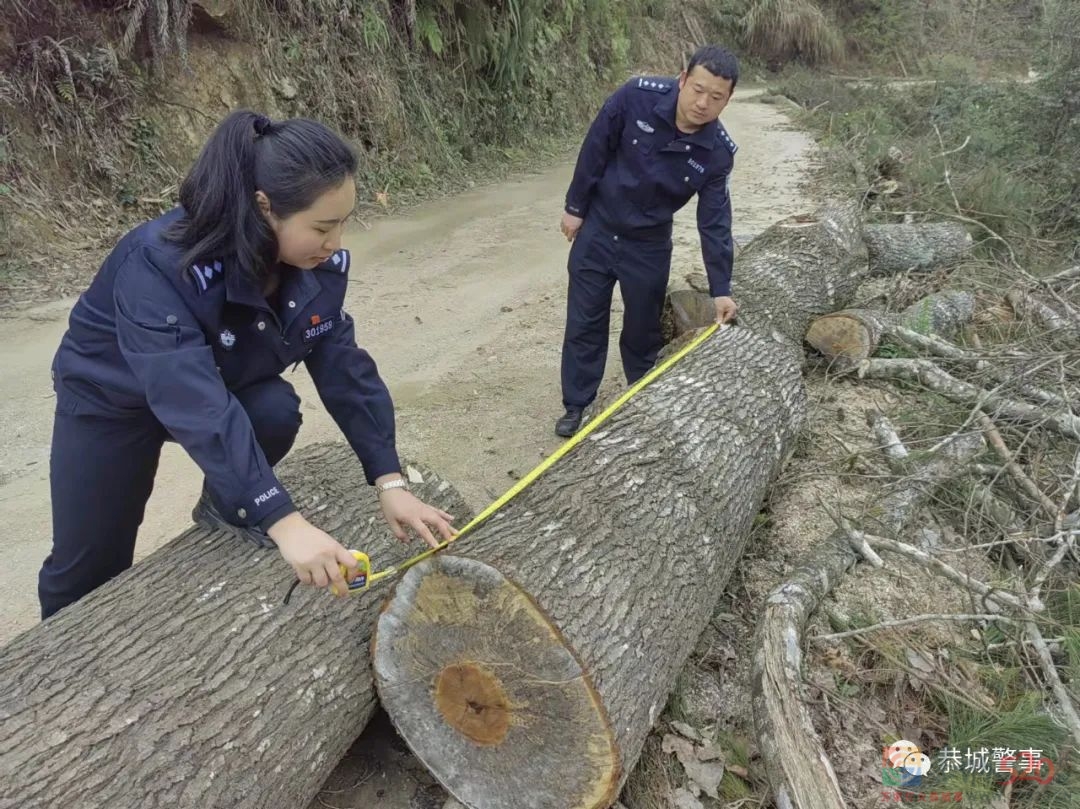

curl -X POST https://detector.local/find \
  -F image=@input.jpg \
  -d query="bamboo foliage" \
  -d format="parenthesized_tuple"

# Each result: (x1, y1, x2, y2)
(743, 0, 843, 65)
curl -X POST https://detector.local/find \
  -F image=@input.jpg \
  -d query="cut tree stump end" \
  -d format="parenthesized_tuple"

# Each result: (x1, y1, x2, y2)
(805, 313, 872, 365)
(373, 555, 620, 809)
(434, 661, 512, 746)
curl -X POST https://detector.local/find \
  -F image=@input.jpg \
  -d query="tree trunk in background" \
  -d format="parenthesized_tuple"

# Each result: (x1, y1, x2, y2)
(0, 444, 469, 809)
(661, 222, 970, 342)
(863, 222, 973, 275)
(371, 202, 871, 809)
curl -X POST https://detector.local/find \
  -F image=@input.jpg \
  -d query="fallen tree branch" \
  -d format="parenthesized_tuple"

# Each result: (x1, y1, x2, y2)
(932, 124, 966, 215)
(1015, 578, 1080, 748)
(868, 411, 909, 470)
(935, 533, 1065, 553)
(889, 324, 978, 360)
(857, 532, 1033, 613)
(986, 636, 1066, 651)
(858, 357, 1080, 441)
(845, 527, 884, 568)
(814, 612, 1012, 643)
(751, 426, 983, 809)
(1044, 266, 1080, 285)
(977, 413, 1060, 521)
(868, 328, 1074, 412)
(1006, 289, 1080, 336)
(1030, 528, 1078, 601)
(1058, 448, 1080, 534)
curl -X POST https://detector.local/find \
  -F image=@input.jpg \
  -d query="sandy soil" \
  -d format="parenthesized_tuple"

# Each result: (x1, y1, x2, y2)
(0, 87, 819, 806)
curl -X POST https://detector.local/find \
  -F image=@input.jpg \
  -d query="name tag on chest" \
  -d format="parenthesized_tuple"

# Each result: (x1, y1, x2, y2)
(302, 318, 335, 343)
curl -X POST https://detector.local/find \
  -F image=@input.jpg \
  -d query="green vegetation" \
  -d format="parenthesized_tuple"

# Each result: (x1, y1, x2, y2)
(774, 1, 1078, 268)
(0, 0, 661, 210)
(744, 0, 844, 66)
(0, 0, 1060, 297)
(0, 0, 696, 285)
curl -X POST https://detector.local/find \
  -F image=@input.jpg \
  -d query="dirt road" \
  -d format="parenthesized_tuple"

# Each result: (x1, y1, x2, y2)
(0, 88, 817, 659)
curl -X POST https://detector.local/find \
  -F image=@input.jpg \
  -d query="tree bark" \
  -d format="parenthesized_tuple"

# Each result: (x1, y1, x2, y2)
(751, 426, 984, 809)
(665, 222, 972, 342)
(0, 444, 470, 809)
(805, 290, 975, 370)
(863, 222, 973, 275)
(371, 202, 872, 809)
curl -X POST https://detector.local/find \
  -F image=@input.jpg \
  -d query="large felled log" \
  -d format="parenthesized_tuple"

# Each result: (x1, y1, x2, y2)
(664, 222, 971, 342)
(371, 202, 871, 809)
(863, 222, 973, 275)
(805, 290, 975, 370)
(0, 444, 469, 809)
(752, 422, 984, 809)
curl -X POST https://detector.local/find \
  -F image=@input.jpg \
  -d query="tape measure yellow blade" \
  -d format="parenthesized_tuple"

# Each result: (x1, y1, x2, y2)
(346, 322, 722, 594)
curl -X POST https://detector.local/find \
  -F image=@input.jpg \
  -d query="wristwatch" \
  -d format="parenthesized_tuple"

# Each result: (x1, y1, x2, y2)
(375, 478, 409, 495)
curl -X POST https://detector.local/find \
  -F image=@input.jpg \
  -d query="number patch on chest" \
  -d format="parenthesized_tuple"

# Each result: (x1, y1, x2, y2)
(303, 318, 335, 343)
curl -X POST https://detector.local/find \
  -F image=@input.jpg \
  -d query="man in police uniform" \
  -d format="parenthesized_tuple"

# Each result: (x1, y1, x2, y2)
(555, 44, 740, 437)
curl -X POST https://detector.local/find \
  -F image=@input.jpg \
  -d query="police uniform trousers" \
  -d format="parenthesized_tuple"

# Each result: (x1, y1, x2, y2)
(39, 376, 302, 619)
(560, 216, 673, 409)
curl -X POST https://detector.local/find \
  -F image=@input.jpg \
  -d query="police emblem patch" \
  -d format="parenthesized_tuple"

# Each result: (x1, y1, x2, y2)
(636, 119, 655, 134)
(220, 329, 236, 349)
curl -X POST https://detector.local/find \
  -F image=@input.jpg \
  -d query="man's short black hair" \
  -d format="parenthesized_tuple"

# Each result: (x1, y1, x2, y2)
(687, 45, 739, 90)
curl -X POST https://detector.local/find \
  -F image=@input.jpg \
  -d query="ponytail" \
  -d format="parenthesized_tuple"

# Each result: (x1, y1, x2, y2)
(166, 110, 358, 282)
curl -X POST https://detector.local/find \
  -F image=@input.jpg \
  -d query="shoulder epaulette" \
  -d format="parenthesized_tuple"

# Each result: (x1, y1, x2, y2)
(717, 122, 738, 155)
(315, 249, 351, 275)
(189, 260, 224, 294)
(634, 76, 674, 94)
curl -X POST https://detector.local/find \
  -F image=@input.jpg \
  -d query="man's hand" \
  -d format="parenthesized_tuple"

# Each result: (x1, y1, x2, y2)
(714, 296, 737, 324)
(560, 212, 584, 242)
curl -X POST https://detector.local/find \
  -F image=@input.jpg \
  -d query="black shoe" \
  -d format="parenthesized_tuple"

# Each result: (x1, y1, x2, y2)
(555, 408, 584, 438)
(192, 486, 276, 549)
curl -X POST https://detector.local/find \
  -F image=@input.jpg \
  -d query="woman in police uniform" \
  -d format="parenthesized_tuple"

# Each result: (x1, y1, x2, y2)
(40, 110, 454, 619)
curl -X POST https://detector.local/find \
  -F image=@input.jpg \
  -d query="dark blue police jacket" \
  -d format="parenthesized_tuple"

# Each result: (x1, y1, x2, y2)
(51, 207, 400, 531)
(564, 76, 737, 297)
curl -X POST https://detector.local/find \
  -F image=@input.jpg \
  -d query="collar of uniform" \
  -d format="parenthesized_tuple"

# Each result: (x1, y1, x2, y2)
(653, 85, 718, 150)
(653, 84, 679, 130)
(225, 261, 322, 320)
(279, 266, 323, 330)
(225, 264, 270, 310)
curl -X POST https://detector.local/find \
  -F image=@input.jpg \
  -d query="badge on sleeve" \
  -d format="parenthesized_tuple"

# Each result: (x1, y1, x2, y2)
(303, 314, 335, 343)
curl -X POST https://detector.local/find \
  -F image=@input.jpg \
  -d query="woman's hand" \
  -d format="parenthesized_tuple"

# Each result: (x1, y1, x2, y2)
(267, 511, 359, 597)
(377, 481, 456, 549)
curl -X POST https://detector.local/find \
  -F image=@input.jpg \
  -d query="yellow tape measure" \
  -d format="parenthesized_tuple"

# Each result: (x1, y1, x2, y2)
(320, 321, 723, 600)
